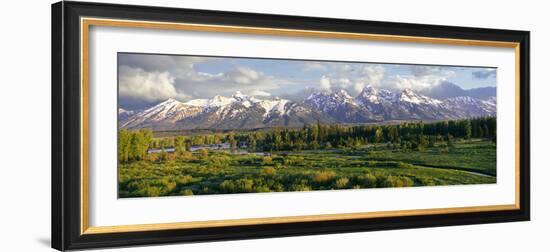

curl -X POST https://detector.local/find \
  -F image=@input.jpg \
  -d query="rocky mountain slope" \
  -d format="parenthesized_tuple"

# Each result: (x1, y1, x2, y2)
(120, 86, 496, 130)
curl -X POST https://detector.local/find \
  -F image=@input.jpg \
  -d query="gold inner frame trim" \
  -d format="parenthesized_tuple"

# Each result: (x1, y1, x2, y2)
(80, 17, 521, 235)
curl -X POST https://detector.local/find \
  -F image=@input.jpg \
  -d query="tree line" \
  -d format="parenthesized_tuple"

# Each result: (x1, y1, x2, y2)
(248, 117, 495, 152)
(118, 117, 496, 162)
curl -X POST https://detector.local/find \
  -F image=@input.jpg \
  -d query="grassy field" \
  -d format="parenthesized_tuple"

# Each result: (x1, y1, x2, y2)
(118, 139, 496, 198)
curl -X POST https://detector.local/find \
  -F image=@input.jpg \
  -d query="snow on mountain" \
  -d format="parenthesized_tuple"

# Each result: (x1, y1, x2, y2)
(355, 85, 395, 105)
(120, 87, 498, 130)
(483, 96, 497, 106)
(118, 108, 134, 117)
(118, 108, 135, 123)
(121, 91, 329, 130)
(305, 89, 376, 123)
(305, 89, 357, 112)
(398, 88, 442, 105)
(257, 99, 290, 118)
(441, 96, 496, 118)
(121, 98, 203, 129)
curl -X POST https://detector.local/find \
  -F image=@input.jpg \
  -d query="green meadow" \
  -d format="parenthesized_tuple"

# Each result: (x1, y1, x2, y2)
(118, 118, 496, 198)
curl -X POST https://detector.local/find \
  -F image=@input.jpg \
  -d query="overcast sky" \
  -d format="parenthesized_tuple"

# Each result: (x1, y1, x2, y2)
(118, 53, 497, 110)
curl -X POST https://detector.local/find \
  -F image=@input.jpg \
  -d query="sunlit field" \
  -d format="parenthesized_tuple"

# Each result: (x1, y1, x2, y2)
(118, 118, 496, 198)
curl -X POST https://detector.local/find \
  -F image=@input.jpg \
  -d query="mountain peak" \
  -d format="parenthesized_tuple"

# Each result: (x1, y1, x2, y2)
(165, 97, 178, 102)
(399, 88, 441, 105)
(334, 89, 352, 98)
(359, 85, 377, 96)
(357, 85, 394, 105)
(363, 84, 375, 91)
(402, 88, 415, 94)
(233, 90, 245, 97)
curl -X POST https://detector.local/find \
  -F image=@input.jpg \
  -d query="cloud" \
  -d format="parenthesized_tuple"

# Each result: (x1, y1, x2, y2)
(302, 62, 327, 71)
(472, 69, 496, 79)
(378, 65, 456, 91)
(249, 90, 271, 97)
(118, 65, 183, 103)
(363, 65, 385, 86)
(118, 53, 300, 108)
(320, 76, 331, 90)
(385, 73, 453, 91)
(119, 53, 206, 73)
(409, 65, 444, 77)
(314, 64, 386, 94)
(226, 67, 261, 84)
(118, 53, 483, 109)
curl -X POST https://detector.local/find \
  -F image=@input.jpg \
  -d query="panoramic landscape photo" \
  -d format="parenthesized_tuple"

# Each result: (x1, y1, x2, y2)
(117, 52, 497, 198)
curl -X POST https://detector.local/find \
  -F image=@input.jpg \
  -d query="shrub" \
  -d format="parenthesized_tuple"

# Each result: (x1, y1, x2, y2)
(220, 178, 255, 193)
(397, 162, 415, 169)
(260, 167, 277, 177)
(141, 186, 163, 197)
(181, 189, 194, 196)
(236, 178, 255, 192)
(419, 177, 436, 186)
(283, 156, 304, 166)
(262, 156, 273, 165)
(205, 156, 231, 169)
(219, 180, 236, 193)
(289, 184, 311, 191)
(176, 175, 194, 185)
(175, 151, 194, 161)
(334, 177, 350, 189)
(380, 176, 414, 188)
(253, 185, 271, 193)
(199, 148, 209, 159)
(358, 173, 378, 188)
(313, 171, 336, 184)
(162, 179, 177, 192)
(272, 183, 285, 192)
(146, 153, 160, 162)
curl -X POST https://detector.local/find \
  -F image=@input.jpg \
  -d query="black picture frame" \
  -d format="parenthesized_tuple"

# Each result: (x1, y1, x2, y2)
(52, 1, 530, 251)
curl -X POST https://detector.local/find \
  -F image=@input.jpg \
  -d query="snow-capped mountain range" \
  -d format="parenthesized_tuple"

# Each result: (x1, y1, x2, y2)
(119, 86, 496, 130)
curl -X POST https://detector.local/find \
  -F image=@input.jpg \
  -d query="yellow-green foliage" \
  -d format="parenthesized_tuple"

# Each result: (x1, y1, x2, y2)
(176, 175, 194, 185)
(313, 171, 336, 183)
(199, 148, 209, 159)
(118, 129, 153, 162)
(118, 136, 496, 198)
(260, 167, 277, 177)
(334, 177, 350, 189)
(358, 173, 378, 188)
(289, 183, 311, 191)
(261, 156, 273, 165)
(180, 189, 194, 196)
(204, 155, 232, 169)
(283, 156, 304, 166)
(220, 178, 255, 193)
(380, 175, 414, 187)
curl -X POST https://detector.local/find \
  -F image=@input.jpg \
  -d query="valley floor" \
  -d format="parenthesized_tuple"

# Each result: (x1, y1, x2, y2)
(118, 139, 496, 198)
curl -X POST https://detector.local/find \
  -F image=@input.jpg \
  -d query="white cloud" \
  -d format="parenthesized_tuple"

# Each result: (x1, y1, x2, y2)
(338, 64, 353, 72)
(320, 76, 331, 90)
(363, 65, 385, 86)
(119, 54, 300, 105)
(118, 53, 466, 109)
(384, 69, 456, 91)
(302, 62, 327, 71)
(353, 82, 366, 93)
(118, 66, 183, 102)
(227, 67, 261, 84)
(249, 90, 272, 97)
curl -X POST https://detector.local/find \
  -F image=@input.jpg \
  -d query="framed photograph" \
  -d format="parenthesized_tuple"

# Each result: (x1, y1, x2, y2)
(52, 1, 530, 250)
